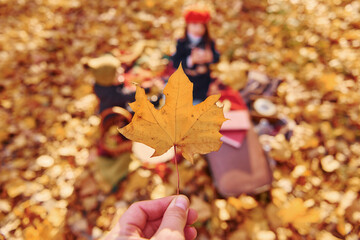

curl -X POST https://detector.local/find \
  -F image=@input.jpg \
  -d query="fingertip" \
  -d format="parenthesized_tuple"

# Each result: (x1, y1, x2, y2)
(173, 195, 190, 211)
(177, 194, 190, 203)
(184, 226, 197, 240)
(154, 195, 190, 237)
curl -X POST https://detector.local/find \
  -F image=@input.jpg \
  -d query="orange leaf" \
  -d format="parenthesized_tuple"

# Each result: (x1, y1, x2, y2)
(119, 64, 226, 163)
(277, 198, 320, 233)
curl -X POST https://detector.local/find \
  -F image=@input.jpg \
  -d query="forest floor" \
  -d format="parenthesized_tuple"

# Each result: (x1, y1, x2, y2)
(0, 0, 360, 239)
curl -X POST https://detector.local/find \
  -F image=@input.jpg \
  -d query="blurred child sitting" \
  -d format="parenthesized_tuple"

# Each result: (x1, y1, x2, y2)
(86, 54, 137, 187)
(87, 54, 136, 113)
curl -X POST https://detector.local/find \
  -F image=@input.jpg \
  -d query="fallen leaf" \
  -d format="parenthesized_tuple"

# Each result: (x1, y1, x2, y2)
(316, 231, 342, 240)
(47, 208, 66, 227)
(215, 199, 231, 221)
(122, 171, 150, 201)
(23, 219, 57, 240)
(36, 155, 55, 168)
(5, 178, 26, 198)
(336, 218, 353, 236)
(228, 229, 247, 240)
(277, 198, 320, 234)
(255, 230, 276, 240)
(321, 155, 340, 172)
(190, 196, 212, 222)
(228, 194, 258, 210)
(317, 73, 337, 93)
(82, 196, 98, 211)
(0, 200, 11, 213)
(150, 183, 175, 199)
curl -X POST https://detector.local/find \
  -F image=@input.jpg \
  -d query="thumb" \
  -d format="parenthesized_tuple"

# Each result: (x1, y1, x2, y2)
(152, 195, 189, 240)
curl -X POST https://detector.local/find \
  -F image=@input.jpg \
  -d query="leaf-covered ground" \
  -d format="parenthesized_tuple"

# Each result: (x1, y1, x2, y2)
(1, 0, 360, 239)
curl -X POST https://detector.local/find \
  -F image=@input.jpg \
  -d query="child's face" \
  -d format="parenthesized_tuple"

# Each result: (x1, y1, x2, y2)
(187, 23, 206, 37)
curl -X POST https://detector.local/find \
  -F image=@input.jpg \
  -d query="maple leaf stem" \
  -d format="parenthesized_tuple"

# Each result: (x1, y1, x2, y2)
(174, 146, 180, 195)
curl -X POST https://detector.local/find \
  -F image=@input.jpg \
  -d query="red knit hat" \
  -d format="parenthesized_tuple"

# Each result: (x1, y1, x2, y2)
(184, 8, 211, 24)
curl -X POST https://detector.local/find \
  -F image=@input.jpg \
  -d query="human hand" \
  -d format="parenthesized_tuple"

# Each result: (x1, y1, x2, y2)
(190, 48, 203, 64)
(105, 195, 198, 240)
(191, 48, 213, 64)
(202, 49, 213, 63)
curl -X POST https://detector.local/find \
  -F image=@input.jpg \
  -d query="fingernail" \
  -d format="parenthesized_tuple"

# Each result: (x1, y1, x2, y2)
(175, 196, 189, 211)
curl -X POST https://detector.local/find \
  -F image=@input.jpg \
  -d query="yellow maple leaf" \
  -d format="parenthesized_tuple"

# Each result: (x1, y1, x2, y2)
(119, 64, 226, 163)
(228, 195, 258, 210)
(277, 198, 320, 234)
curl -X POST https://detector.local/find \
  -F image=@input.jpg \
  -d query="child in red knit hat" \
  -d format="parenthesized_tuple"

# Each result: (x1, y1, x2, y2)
(171, 5, 220, 104)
